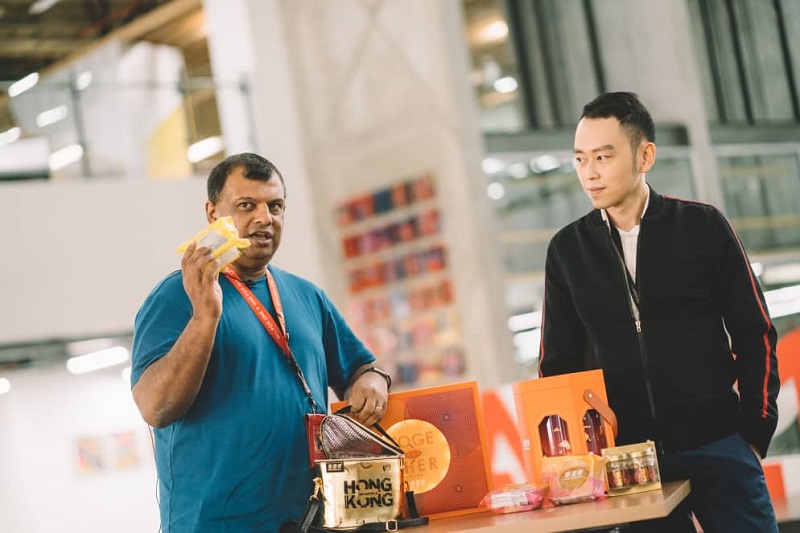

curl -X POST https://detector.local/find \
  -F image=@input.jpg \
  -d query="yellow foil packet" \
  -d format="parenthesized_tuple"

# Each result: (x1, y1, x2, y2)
(177, 216, 250, 271)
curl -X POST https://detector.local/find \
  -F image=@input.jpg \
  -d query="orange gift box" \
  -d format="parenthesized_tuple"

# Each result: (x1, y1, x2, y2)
(333, 381, 492, 519)
(513, 369, 617, 485)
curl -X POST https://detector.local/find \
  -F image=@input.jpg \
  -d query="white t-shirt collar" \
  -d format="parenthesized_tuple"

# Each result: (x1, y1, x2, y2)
(601, 186, 650, 232)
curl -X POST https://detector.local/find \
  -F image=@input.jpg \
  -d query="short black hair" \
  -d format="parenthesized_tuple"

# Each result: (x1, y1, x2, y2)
(581, 92, 655, 146)
(207, 153, 286, 204)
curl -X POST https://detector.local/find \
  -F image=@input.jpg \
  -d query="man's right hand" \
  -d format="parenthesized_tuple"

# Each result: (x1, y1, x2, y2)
(132, 242, 222, 428)
(181, 241, 223, 321)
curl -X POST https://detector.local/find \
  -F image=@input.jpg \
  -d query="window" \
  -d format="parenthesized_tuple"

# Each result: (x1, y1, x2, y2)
(688, 0, 800, 124)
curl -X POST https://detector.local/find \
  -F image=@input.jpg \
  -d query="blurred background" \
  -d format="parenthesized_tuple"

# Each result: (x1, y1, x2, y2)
(1, 0, 799, 530)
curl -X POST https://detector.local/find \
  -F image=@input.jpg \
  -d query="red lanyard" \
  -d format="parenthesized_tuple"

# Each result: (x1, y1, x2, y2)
(222, 266, 319, 413)
(223, 266, 290, 358)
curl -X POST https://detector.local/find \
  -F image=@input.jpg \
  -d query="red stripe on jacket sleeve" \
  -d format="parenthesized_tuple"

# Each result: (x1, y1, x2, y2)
(664, 195, 774, 420)
(727, 219, 774, 419)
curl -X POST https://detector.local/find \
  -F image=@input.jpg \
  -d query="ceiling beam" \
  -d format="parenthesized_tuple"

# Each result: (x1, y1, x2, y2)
(0, 39, 92, 56)
(0, 0, 203, 128)
(139, 8, 205, 48)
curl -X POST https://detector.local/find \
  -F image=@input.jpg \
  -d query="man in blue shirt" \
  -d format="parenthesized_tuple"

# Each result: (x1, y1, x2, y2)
(131, 153, 390, 532)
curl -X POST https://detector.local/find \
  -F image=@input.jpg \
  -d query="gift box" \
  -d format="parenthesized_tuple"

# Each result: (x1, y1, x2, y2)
(602, 440, 662, 496)
(513, 369, 617, 485)
(333, 381, 492, 519)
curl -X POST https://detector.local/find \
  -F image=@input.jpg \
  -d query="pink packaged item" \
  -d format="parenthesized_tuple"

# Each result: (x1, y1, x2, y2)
(480, 483, 548, 514)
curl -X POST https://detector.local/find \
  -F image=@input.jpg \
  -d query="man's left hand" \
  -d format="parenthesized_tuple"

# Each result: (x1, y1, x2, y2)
(347, 368, 389, 426)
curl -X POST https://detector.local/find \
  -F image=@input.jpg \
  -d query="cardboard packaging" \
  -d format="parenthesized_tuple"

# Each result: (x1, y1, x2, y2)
(513, 369, 617, 485)
(333, 380, 492, 519)
(602, 440, 662, 496)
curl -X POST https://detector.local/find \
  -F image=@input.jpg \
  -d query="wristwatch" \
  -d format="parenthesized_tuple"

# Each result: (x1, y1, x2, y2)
(355, 365, 392, 391)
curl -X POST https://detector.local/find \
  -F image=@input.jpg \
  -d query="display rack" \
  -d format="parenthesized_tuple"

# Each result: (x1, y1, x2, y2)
(335, 172, 466, 387)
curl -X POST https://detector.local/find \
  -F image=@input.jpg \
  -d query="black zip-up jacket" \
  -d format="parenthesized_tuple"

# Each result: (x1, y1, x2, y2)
(539, 187, 780, 458)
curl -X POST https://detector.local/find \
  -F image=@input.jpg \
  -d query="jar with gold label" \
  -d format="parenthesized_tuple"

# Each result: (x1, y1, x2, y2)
(605, 453, 633, 490)
(630, 448, 659, 485)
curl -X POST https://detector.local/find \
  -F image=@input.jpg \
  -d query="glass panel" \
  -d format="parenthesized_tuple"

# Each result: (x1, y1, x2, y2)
(718, 150, 800, 251)
(462, 0, 525, 132)
(487, 150, 694, 274)
(686, 0, 800, 125)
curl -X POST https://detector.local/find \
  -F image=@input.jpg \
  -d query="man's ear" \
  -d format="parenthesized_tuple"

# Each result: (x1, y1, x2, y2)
(205, 201, 217, 223)
(639, 142, 656, 173)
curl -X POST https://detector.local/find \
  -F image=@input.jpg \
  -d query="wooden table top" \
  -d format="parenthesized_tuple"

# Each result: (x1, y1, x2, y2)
(419, 480, 691, 533)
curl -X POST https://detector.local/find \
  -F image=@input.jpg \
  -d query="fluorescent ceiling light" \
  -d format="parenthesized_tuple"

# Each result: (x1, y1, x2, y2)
(187, 136, 224, 163)
(481, 157, 505, 174)
(67, 346, 130, 375)
(76, 71, 93, 91)
(486, 182, 505, 200)
(474, 19, 508, 46)
(508, 311, 542, 333)
(0, 127, 21, 147)
(493, 76, 518, 94)
(49, 143, 83, 171)
(29, 0, 62, 15)
(8, 73, 39, 98)
(36, 105, 68, 128)
(508, 163, 528, 179)
(0, 378, 9, 395)
(68, 338, 116, 358)
(531, 155, 561, 173)
(764, 263, 800, 285)
(765, 283, 800, 319)
(513, 330, 540, 364)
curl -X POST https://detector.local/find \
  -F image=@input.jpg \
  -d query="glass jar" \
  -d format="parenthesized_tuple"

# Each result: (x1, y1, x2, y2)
(605, 453, 633, 490)
(630, 449, 659, 485)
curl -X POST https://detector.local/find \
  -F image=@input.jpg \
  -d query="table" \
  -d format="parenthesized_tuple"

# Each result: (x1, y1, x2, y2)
(420, 480, 691, 533)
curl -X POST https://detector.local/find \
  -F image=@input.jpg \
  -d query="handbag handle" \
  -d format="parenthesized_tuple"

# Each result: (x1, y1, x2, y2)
(332, 405, 404, 451)
(583, 388, 618, 438)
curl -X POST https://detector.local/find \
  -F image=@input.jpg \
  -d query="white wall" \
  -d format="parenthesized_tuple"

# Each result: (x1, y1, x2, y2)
(0, 364, 158, 532)
(1, 178, 206, 344)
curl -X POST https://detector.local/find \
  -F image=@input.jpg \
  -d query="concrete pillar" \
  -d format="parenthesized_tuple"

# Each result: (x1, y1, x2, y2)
(202, 0, 325, 285)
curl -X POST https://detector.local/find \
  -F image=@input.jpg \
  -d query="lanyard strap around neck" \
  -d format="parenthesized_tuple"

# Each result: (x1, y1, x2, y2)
(609, 227, 641, 311)
(222, 266, 319, 413)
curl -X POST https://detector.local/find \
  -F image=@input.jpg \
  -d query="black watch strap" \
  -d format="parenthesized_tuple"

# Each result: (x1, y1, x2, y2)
(353, 365, 392, 391)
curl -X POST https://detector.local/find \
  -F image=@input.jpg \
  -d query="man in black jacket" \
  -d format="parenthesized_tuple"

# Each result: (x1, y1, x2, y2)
(539, 92, 780, 532)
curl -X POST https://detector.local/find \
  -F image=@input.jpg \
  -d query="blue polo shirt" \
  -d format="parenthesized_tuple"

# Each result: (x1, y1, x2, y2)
(131, 265, 374, 532)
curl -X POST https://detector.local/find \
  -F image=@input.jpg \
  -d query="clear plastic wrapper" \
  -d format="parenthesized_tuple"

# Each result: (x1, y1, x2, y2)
(541, 453, 607, 505)
(480, 483, 548, 514)
(177, 216, 250, 272)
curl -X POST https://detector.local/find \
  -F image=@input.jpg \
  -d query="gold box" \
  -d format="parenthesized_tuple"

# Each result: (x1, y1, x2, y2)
(601, 440, 662, 496)
(316, 456, 403, 529)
